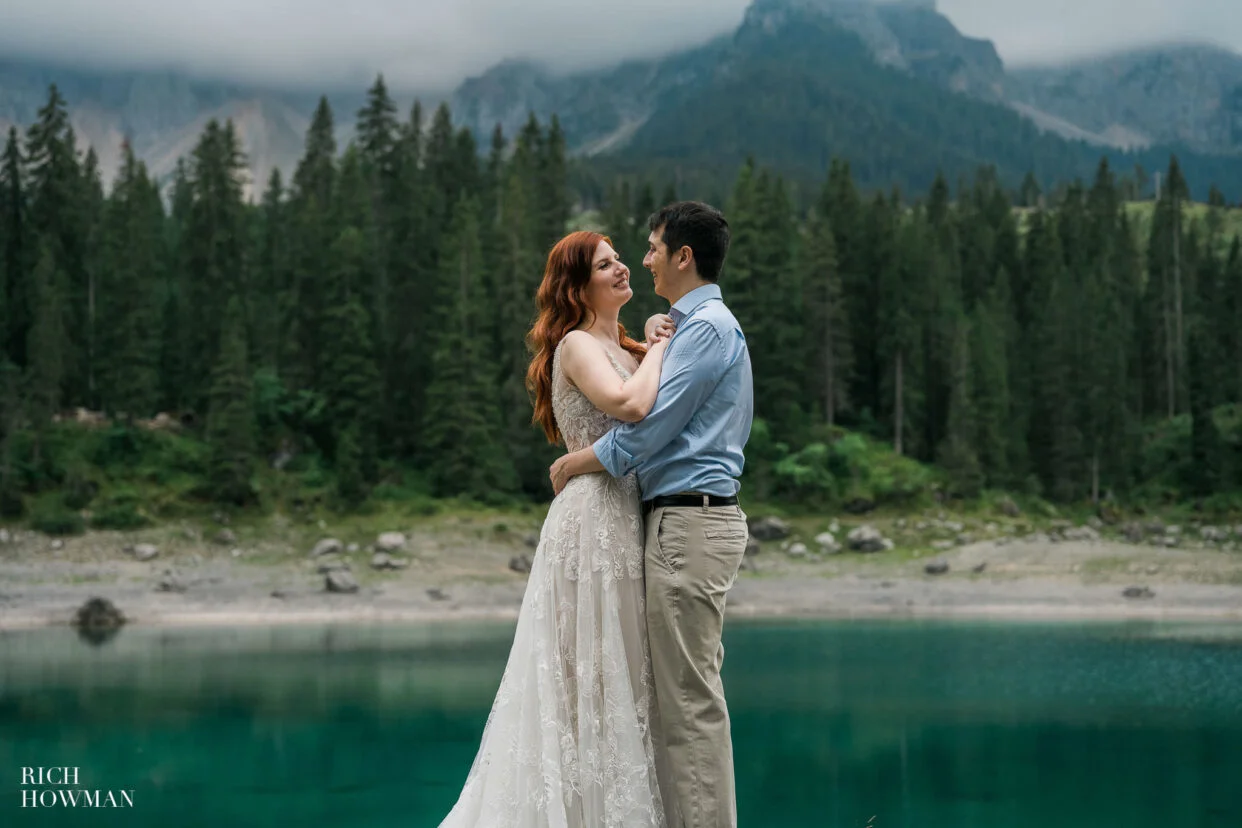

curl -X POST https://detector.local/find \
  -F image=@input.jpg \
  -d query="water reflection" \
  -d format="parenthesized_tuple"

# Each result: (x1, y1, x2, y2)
(74, 623, 123, 647)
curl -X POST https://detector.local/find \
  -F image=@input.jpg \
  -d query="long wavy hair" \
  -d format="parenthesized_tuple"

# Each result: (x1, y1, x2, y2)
(525, 231, 647, 445)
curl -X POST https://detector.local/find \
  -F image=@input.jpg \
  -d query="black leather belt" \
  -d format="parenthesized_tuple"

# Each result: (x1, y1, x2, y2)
(642, 494, 738, 515)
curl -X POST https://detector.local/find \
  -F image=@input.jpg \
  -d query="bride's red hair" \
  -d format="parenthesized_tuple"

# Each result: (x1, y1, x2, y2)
(526, 231, 647, 445)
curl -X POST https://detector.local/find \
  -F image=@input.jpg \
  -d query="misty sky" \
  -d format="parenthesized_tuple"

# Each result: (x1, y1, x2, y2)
(0, 0, 1239, 92)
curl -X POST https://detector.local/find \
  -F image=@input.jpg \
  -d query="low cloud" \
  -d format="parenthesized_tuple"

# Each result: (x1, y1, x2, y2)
(0, 0, 751, 92)
(941, 0, 1242, 66)
(0, 0, 1237, 93)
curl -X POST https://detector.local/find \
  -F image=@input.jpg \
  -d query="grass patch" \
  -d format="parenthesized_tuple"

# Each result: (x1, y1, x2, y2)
(28, 496, 85, 536)
(2, 416, 1237, 555)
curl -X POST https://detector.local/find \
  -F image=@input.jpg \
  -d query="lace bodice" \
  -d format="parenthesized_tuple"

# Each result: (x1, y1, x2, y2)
(551, 339, 632, 452)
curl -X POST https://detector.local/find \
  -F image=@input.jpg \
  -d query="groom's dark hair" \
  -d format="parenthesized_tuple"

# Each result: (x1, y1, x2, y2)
(649, 201, 730, 283)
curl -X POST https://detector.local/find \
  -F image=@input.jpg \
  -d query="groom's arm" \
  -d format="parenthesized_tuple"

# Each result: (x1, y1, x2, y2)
(549, 445, 605, 495)
(593, 319, 722, 478)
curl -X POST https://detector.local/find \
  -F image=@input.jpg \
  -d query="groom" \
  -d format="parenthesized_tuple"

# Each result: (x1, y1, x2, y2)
(550, 200, 753, 828)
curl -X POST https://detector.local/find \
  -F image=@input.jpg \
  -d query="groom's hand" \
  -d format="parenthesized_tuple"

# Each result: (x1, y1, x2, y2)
(644, 313, 675, 345)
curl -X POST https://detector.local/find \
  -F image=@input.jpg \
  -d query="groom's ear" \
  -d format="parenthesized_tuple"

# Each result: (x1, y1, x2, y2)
(676, 245, 693, 271)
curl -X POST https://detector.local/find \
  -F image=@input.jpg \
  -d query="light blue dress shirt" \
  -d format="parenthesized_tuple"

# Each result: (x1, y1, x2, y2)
(593, 284, 754, 499)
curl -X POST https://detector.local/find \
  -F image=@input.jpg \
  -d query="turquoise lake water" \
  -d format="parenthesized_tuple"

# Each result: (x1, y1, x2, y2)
(2, 618, 1240, 827)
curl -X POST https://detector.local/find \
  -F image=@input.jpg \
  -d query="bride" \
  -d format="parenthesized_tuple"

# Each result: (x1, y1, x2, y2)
(438, 230, 674, 827)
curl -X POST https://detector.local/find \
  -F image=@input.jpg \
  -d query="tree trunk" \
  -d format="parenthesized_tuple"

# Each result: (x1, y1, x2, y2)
(894, 349, 904, 456)
(1173, 200, 1184, 414)
(1091, 449, 1100, 506)
(88, 266, 96, 407)
(824, 316, 835, 427)
(1163, 266, 1176, 419)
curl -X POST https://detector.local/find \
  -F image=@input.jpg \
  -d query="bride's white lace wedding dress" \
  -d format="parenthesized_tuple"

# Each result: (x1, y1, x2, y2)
(439, 341, 665, 827)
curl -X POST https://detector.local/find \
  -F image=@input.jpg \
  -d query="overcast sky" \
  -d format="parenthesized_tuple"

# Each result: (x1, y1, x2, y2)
(0, 0, 1239, 92)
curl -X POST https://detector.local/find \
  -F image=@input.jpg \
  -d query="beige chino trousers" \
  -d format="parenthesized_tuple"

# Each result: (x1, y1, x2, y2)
(643, 501, 749, 828)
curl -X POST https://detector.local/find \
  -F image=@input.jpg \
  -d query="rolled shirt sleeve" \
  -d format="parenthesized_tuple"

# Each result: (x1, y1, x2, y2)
(593, 319, 723, 478)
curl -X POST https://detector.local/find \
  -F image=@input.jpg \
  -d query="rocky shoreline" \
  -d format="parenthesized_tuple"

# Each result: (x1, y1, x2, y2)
(2, 511, 1242, 633)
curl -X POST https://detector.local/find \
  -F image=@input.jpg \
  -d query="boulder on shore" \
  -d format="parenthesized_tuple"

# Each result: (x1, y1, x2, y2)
(748, 516, 790, 542)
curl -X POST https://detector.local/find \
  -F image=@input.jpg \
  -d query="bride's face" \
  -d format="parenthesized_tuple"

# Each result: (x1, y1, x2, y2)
(583, 241, 632, 313)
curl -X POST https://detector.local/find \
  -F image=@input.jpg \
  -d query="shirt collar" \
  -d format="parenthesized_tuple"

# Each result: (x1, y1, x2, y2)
(670, 283, 721, 324)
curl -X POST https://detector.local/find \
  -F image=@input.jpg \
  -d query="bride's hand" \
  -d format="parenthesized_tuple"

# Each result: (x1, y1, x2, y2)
(644, 313, 675, 344)
(550, 454, 573, 496)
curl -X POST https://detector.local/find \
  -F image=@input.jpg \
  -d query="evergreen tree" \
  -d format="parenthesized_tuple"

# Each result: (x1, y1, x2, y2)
(659, 181, 678, 208)
(423, 103, 459, 255)
(77, 146, 105, 408)
(799, 208, 850, 426)
(1206, 184, 1227, 242)
(385, 101, 435, 456)
(481, 124, 508, 265)
(24, 85, 76, 251)
(356, 75, 399, 178)
(160, 158, 195, 413)
(1078, 159, 1136, 500)
(0, 128, 27, 368)
(98, 144, 162, 420)
(355, 79, 400, 389)
(205, 297, 257, 505)
(25, 243, 66, 464)
(937, 309, 983, 498)
(538, 115, 571, 247)
(320, 224, 381, 487)
(1225, 236, 1242, 404)
(970, 271, 1013, 487)
(333, 423, 367, 508)
(0, 357, 22, 515)
(632, 181, 656, 234)
(493, 134, 552, 495)
(332, 147, 381, 327)
(1186, 319, 1225, 497)
(1027, 225, 1084, 501)
(24, 85, 82, 402)
(919, 177, 964, 465)
(253, 169, 288, 373)
(882, 211, 929, 457)
(454, 127, 481, 204)
(819, 160, 868, 415)
(1145, 155, 1191, 418)
(421, 195, 517, 499)
(727, 163, 802, 433)
(285, 99, 337, 392)
(602, 180, 633, 262)
(184, 119, 248, 410)
(1019, 171, 1042, 208)
(756, 172, 801, 428)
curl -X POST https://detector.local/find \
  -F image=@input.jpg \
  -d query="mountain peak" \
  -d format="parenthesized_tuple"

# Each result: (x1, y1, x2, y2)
(742, 0, 1004, 97)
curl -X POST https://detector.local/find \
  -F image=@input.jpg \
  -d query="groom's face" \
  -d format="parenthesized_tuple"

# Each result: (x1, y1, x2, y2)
(644, 228, 674, 301)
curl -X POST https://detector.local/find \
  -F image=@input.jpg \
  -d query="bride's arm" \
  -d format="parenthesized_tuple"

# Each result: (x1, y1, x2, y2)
(559, 330, 669, 423)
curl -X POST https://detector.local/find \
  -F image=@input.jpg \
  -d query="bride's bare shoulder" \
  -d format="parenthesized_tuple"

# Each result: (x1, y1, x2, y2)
(558, 330, 596, 353)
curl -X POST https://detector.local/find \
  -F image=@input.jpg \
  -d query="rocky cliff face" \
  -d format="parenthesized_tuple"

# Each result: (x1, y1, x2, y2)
(1008, 44, 1242, 153)
(740, 0, 1006, 98)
